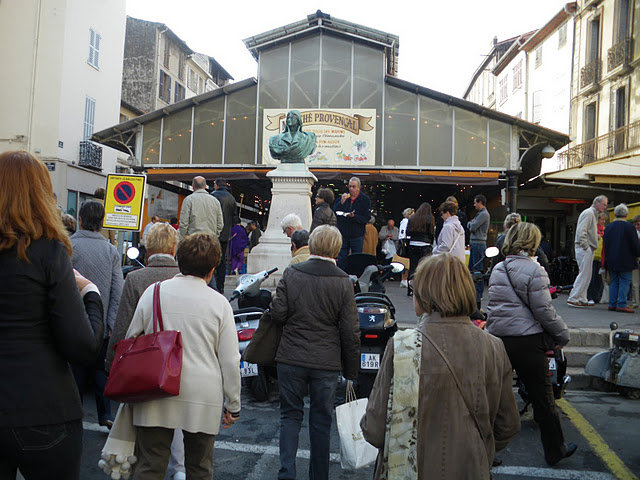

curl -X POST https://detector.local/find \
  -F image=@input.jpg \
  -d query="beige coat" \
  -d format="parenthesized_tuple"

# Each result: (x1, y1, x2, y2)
(178, 189, 223, 240)
(126, 274, 241, 435)
(361, 313, 520, 480)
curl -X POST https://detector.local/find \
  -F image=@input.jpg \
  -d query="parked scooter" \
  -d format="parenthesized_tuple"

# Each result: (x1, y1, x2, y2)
(230, 268, 277, 402)
(584, 322, 640, 399)
(122, 247, 144, 278)
(517, 349, 570, 414)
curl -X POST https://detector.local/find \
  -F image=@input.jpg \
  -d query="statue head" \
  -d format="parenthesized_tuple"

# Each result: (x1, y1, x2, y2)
(285, 110, 303, 132)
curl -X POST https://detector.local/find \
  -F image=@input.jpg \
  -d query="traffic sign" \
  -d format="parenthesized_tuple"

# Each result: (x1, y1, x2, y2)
(103, 174, 146, 231)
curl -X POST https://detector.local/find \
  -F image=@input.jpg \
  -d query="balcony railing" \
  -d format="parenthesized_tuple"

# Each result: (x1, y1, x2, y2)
(557, 120, 640, 170)
(79, 140, 103, 170)
(607, 37, 632, 72)
(580, 59, 601, 89)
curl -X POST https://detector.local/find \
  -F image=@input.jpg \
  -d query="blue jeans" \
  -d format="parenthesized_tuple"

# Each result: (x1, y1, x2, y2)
(337, 236, 364, 271)
(277, 363, 338, 480)
(0, 419, 83, 480)
(469, 242, 486, 305)
(609, 271, 632, 309)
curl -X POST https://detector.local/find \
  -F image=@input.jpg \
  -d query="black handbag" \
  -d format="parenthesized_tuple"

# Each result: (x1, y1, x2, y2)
(241, 309, 282, 366)
(397, 238, 409, 258)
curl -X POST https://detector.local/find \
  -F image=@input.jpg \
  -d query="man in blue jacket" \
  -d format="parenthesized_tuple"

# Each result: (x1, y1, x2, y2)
(603, 203, 640, 313)
(334, 176, 371, 270)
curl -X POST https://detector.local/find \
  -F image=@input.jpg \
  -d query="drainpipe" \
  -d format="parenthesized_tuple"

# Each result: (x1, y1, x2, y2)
(27, 0, 43, 152)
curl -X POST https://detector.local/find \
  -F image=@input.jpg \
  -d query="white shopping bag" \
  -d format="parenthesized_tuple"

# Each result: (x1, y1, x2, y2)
(335, 383, 378, 470)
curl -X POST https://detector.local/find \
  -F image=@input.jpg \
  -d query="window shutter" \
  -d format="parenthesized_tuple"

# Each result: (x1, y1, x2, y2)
(159, 72, 164, 99)
(94, 33, 101, 68)
(88, 29, 95, 65)
(167, 76, 171, 103)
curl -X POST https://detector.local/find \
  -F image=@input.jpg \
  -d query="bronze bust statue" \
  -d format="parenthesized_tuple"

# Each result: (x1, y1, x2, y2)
(268, 110, 317, 163)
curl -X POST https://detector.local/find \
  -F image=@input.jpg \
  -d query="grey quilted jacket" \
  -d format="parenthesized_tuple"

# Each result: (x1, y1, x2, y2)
(486, 254, 569, 346)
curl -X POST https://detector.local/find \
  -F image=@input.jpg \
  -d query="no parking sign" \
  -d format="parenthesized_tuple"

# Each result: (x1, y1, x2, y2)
(103, 174, 147, 231)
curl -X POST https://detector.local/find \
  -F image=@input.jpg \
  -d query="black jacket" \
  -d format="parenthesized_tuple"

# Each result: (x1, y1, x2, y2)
(211, 187, 236, 242)
(0, 238, 104, 427)
(270, 258, 360, 379)
(603, 220, 640, 272)
(310, 202, 337, 232)
(333, 193, 371, 239)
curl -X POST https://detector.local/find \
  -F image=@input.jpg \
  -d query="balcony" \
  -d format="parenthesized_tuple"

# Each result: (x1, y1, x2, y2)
(580, 59, 601, 91)
(557, 120, 640, 169)
(79, 140, 103, 170)
(607, 37, 632, 73)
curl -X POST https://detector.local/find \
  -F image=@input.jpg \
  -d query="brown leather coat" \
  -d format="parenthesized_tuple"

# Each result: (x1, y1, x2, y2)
(361, 313, 520, 480)
(270, 258, 360, 379)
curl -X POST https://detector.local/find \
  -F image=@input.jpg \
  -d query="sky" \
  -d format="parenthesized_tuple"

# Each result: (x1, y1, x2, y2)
(126, 0, 568, 98)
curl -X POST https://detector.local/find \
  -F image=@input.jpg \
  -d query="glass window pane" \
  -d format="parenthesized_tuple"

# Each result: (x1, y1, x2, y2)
(193, 97, 224, 164)
(225, 85, 257, 164)
(290, 37, 320, 108)
(321, 35, 351, 108)
(161, 108, 192, 164)
(259, 44, 289, 109)
(489, 120, 511, 168)
(66, 190, 77, 219)
(141, 120, 161, 165)
(454, 109, 487, 167)
(354, 44, 384, 164)
(419, 96, 453, 167)
(384, 85, 417, 166)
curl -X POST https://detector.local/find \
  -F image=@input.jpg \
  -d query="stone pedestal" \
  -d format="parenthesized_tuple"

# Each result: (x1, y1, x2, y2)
(247, 163, 317, 287)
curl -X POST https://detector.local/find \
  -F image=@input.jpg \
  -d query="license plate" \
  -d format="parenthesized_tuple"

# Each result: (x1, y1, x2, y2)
(361, 353, 380, 370)
(548, 358, 556, 370)
(240, 361, 258, 377)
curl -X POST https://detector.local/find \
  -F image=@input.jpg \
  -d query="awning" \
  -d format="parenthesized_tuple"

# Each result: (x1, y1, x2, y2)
(544, 155, 640, 185)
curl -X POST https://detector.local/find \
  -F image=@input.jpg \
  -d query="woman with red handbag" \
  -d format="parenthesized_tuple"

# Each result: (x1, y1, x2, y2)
(125, 233, 241, 480)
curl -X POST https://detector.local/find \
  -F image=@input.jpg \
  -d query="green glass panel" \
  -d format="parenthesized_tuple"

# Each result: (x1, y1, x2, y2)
(193, 97, 224, 164)
(161, 108, 192, 164)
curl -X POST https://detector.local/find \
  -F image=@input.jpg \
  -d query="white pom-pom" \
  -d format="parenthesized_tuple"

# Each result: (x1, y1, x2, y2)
(122, 472, 130, 480)
(111, 471, 121, 480)
(98, 459, 107, 469)
(115, 454, 125, 464)
(121, 461, 130, 471)
(127, 455, 137, 464)
(101, 452, 110, 461)
(108, 457, 116, 467)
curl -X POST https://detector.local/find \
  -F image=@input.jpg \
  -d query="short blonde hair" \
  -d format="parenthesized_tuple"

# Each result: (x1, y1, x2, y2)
(503, 213, 521, 230)
(308, 225, 342, 258)
(502, 222, 541, 257)
(413, 253, 476, 317)
(146, 222, 178, 256)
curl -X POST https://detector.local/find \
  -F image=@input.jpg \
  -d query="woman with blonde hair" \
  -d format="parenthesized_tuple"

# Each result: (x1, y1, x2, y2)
(0, 151, 104, 479)
(270, 225, 360, 480)
(361, 253, 520, 479)
(486, 222, 576, 465)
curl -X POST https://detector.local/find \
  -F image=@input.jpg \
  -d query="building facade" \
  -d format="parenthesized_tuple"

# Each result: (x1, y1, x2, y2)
(0, 0, 126, 215)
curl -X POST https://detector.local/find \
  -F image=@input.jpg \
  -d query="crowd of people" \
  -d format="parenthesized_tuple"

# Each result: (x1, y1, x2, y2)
(4, 151, 640, 480)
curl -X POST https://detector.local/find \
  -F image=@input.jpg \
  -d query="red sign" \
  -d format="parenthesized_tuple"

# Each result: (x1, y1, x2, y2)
(114, 181, 135, 204)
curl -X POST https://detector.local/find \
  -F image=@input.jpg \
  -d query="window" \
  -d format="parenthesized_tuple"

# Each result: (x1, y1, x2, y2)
(558, 24, 568, 48)
(83, 96, 96, 140)
(488, 74, 495, 97)
(585, 102, 597, 140)
(513, 60, 523, 91)
(615, 0, 631, 42)
(532, 91, 543, 124)
(163, 38, 170, 68)
(588, 18, 600, 62)
(535, 46, 543, 68)
(178, 53, 185, 80)
(88, 28, 101, 69)
(174, 82, 185, 102)
(188, 68, 203, 93)
(159, 70, 171, 103)
(499, 76, 508, 104)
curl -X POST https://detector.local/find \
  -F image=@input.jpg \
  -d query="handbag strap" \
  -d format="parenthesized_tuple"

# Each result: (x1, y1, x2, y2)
(152, 282, 164, 333)
(503, 259, 532, 313)
(422, 330, 491, 464)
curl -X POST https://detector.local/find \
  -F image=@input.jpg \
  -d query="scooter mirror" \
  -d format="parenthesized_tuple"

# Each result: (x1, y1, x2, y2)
(485, 246, 500, 258)
(390, 262, 405, 274)
(126, 247, 140, 260)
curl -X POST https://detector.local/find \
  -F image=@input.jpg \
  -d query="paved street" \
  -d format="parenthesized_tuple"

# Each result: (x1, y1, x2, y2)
(68, 277, 640, 479)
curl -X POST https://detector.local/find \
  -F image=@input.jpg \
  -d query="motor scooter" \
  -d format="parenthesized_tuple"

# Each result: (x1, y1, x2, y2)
(584, 322, 640, 399)
(230, 268, 277, 402)
(517, 349, 570, 414)
(122, 246, 145, 278)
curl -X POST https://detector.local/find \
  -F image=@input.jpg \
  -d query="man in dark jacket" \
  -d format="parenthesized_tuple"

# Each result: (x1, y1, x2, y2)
(211, 178, 237, 294)
(334, 176, 371, 270)
(603, 203, 640, 313)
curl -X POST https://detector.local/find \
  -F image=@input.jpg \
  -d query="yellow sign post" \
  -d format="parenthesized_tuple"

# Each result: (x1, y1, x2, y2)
(103, 174, 147, 231)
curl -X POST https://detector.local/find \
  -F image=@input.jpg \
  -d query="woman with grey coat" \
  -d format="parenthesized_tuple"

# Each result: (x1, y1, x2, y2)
(486, 222, 576, 466)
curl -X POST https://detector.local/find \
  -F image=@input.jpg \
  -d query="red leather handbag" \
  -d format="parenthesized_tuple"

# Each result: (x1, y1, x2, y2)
(105, 282, 182, 403)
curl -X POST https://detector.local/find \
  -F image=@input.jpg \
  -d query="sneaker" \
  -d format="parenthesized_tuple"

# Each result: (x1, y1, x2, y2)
(546, 442, 578, 466)
(567, 300, 587, 308)
(616, 307, 635, 314)
(587, 300, 595, 306)
(172, 473, 187, 480)
(400, 280, 408, 288)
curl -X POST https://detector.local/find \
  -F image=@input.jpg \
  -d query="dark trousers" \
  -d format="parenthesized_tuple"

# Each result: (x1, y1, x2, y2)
(337, 236, 364, 270)
(213, 240, 229, 294)
(469, 243, 486, 306)
(500, 334, 567, 464)
(277, 363, 338, 480)
(0, 419, 83, 480)
(407, 244, 432, 279)
(71, 337, 112, 422)
(133, 426, 215, 480)
(587, 260, 604, 303)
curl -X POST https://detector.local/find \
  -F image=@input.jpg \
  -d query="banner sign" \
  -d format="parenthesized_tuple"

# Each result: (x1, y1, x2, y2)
(263, 108, 376, 166)
(103, 174, 147, 231)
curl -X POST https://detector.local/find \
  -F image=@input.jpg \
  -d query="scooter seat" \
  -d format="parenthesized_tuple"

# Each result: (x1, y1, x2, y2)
(345, 253, 378, 276)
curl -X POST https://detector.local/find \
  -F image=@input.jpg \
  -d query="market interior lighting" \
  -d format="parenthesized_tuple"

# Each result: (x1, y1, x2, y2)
(541, 145, 556, 158)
